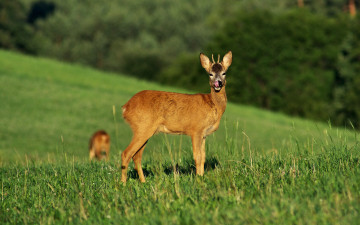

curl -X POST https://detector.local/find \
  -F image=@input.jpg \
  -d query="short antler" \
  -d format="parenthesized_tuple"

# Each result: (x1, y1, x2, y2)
(212, 54, 221, 63)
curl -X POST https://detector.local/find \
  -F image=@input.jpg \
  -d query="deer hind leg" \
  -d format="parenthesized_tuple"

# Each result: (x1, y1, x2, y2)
(191, 134, 205, 176)
(121, 130, 154, 183)
(132, 140, 148, 183)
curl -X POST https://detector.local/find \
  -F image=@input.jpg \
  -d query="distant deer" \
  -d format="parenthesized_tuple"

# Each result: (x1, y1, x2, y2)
(121, 51, 232, 183)
(89, 130, 110, 161)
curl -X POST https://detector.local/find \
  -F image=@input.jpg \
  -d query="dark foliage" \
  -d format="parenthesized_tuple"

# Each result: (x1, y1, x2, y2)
(27, 1, 55, 24)
(0, 0, 36, 53)
(209, 9, 348, 121)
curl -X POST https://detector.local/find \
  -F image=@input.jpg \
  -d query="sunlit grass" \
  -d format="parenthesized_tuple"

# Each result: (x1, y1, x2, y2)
(1, 123, 359, 224)
(1, 50, 360, 224)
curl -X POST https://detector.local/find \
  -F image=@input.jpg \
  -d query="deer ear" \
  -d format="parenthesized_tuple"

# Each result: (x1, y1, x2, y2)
(200, 53, 212, 73)
(222, 51, 232, 70)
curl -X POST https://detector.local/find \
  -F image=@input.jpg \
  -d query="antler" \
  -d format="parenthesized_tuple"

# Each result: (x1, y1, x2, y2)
(211, 54, 221, 64)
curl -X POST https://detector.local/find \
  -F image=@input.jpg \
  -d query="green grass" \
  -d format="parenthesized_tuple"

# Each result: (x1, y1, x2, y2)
(1, 50, 359, 224)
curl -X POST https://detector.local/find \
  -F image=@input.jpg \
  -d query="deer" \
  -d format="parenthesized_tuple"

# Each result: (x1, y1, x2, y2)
(120, 51, 232, 183)
(89, 130, 110, 161)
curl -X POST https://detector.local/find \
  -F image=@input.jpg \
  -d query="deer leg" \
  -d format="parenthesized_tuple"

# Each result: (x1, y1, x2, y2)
(89, 148, 95, 160)
(132, 140, 148, 183)
(121, 132, 152, 183)
(191, 134, 204, 176)
(200, 137, 206, 175)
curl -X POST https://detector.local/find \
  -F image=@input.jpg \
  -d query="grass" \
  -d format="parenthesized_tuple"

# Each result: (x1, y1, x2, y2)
(0, 49, 359, 224)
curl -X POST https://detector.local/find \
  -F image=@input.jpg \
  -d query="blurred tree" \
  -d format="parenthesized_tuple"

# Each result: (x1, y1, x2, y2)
(332, 17, 360, 127)
(33, 0, 215, 79)
(210, 9, 348, 120)
(349, 0, 357, 17)
(303, 0, 350, 16)
(27, 1, 55, 24)
(298, 0, 304, 8)
(158, 53, 208, 93)
(0, 0, 35, 53)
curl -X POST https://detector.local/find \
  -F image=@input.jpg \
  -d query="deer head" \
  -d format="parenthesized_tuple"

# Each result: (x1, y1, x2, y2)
(200, 51, 232, 92)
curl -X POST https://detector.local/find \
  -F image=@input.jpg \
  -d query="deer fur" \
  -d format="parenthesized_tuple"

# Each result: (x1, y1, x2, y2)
(120, 51, 232, 183)
(89, 130, 110, 161)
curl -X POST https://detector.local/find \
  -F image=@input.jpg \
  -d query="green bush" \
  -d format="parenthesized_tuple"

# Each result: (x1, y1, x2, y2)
(332, 17, 360, 127)
(157, 53, 209, 93)
(0, 0, 37, 53)
(212, 10, 348, 120)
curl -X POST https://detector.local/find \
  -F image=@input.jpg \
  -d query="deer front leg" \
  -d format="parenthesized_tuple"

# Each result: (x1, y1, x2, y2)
(89, 148, 95, 160)
(191, 134, 205, 176)
(200, 137, 206, 175)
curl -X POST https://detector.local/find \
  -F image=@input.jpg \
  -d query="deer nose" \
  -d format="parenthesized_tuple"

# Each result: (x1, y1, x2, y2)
(218, 80, 223, 87)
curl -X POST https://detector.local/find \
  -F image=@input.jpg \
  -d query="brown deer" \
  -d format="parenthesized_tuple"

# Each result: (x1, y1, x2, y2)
(89, 130, 110, 161)
(121, 51, 232, 183)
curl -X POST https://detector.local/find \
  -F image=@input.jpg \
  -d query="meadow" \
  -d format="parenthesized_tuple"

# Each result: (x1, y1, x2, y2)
(0, 50, 359, 224)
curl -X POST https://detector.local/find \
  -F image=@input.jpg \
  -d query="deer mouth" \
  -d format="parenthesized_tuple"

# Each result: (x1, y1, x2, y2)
(100, 151, 107, 156)
(213, 80, 223, 92)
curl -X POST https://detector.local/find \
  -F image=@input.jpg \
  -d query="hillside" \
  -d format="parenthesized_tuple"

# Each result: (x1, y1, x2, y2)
(1, 50, 359, 224)
(0, 49, 357, 164)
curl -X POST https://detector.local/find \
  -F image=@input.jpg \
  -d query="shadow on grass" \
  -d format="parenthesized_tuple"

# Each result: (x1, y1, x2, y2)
(127, 156, 221, 180)
(164, 156, 220, 175)
(127, 167, 154, 180)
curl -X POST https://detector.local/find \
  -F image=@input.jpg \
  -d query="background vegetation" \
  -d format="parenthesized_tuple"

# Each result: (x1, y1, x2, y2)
(1, 50, 360, 225)
(1, 0, 360, 127)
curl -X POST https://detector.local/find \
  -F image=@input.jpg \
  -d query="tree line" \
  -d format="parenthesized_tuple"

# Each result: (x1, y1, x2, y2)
(1, 0, 360, 127)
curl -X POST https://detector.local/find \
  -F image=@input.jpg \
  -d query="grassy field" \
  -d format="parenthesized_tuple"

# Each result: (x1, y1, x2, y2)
(1, 50, 359, 224)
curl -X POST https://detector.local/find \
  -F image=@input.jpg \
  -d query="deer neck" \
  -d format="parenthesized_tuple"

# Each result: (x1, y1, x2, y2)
(210, 86, 227, 113)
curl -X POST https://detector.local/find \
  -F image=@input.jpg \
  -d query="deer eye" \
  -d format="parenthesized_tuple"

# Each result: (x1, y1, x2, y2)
(209, 73, 213, 76)
(222, 73, 226, 76)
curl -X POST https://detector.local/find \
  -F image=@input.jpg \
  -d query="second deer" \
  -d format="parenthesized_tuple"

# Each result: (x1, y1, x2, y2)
(89, 130, 110, 161)
(121, 51, 232, 183)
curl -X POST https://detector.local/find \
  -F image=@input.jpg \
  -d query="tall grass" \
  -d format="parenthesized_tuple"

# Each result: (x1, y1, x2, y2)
(1, 121, 360, 224)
